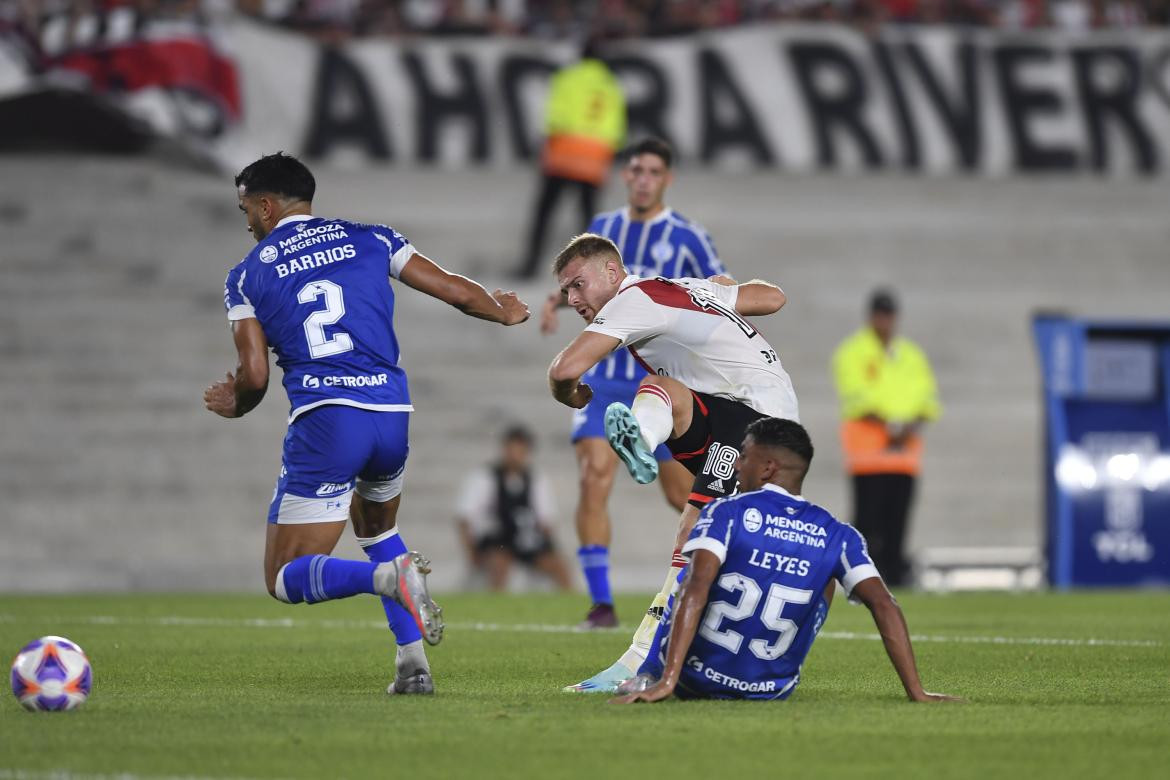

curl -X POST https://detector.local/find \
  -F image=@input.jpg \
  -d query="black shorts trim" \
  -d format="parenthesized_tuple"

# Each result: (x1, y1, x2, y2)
(666, 391, 768, 508)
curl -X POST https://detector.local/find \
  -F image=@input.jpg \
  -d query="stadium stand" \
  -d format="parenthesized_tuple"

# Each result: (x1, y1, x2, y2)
(1, 157, 1167, 591)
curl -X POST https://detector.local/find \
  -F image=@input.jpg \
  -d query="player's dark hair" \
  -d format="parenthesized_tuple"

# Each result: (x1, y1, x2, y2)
(235, 152, 316, 203)
(745, 417, 814, 466)
(627, 137, 673, 168)
(502, 424, 534, 446)
(552, 233, 622, 275)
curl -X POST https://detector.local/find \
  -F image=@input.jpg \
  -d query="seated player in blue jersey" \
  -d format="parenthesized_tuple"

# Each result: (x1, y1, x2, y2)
(614, 418, 959, 703)
(203, 153, 529, 695)
(539, 138, 728, 646)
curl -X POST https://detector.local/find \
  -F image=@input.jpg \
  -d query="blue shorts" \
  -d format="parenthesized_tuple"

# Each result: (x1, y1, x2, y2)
(571, 380, 673, 463)
(267, 405, 410, 525)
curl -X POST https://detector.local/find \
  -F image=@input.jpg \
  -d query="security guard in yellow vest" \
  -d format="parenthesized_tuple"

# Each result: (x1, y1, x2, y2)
(832, 289, 940, 586)
(517, 39, 626, 279)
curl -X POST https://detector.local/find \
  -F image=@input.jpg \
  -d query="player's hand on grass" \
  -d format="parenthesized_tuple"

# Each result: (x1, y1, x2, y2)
(493, 290, 530, 325)
(610, 683, 674, 704)
(540, 291, 564, 335)
(204, 373, 238, 418)
(910, 690, 963, 703)
(566, 383, 593, 409)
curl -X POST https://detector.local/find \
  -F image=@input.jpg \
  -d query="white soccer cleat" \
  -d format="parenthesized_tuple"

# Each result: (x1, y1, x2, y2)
(375, 552, 445, 646)
(562, 660, 636, 694)
(387, 670, 435, 695)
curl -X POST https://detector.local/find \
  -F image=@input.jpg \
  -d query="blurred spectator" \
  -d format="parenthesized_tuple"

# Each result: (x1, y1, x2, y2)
(4, 0, 1164, 66)
(514, 36, 625, 279)
(832, 289, 941, 587)
(455, 425, 573, 592)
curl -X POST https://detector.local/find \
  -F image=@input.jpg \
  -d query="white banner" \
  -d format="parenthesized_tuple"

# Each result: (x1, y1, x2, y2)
(9, 15, 1170, 175)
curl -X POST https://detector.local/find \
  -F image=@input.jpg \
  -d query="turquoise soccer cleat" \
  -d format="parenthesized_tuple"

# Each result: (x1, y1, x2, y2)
(604, 403, 659, 485)
(562, 660, 637, 694)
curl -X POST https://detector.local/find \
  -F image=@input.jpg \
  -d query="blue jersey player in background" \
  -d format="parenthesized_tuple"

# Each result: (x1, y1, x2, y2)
(539, 137, 728, 635)
(615, 417, 959, 703)
(204, 153, 530, 695)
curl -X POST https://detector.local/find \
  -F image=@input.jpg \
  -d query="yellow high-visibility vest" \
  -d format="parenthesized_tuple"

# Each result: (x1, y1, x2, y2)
(832, 327, 940, 475)
(541, 58, 626, 185)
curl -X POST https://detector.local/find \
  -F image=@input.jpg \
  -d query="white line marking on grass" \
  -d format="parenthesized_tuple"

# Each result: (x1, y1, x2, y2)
(0, 614, 1160, 648)
(0, 770, 269, 780)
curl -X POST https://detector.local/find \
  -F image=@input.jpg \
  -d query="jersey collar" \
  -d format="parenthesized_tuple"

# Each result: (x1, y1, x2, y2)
(274, 214, 315, 230)
(762, 483, 806, 502)
(624, 205, 673, 225)
(617, 275, 641, 292)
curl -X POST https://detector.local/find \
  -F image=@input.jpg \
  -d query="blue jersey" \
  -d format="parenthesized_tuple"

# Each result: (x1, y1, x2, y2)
(223, 215, 416, 422)
(677, 483, 879, 700)
(584, 207, 724, 388)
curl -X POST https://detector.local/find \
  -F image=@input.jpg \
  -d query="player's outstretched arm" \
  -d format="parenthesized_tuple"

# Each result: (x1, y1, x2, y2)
(204, 318, 269, 419)
(547, 331, 620, 408)
(851, 577, 961, 703)
(732, 279, 786, 316)
(611, 549, 721, 704)
(398, 253, 529, 325)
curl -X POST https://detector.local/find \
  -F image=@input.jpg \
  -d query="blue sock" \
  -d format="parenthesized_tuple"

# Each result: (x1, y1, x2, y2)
(360, 530, 422, 646)
(578, 545, 612, 605)
(276, 554, 377, 604)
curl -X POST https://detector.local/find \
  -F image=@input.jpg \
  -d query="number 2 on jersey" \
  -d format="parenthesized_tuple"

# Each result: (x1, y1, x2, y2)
(297, 280, 353, 358)
(699, 573, 814, 661)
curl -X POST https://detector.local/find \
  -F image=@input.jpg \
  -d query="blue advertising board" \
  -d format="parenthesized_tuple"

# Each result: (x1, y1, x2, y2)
(1033, 316, 1170, 588)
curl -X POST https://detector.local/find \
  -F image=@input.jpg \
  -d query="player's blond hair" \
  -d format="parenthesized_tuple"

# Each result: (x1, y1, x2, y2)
(552, 234, 622, 276)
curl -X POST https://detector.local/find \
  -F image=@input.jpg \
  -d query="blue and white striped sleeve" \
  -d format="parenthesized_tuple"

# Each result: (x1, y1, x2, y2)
(223, 262, 255, 322)
(833, 525, 881, 597)
(371, 225, 417, 279)
(687, 225, 726, 278)
(682, 500, 736, 563)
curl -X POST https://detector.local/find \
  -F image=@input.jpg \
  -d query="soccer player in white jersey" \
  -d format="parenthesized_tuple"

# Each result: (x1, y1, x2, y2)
(539, 138, 727, 634)
(613, 417, 958, 704)
(548, 233, 798, 692)
(204, 153, 529, 695)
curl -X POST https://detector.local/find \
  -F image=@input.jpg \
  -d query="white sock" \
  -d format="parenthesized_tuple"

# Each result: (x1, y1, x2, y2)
(631, 385, 673, 451)
(617, 555, 687, 670)
(396, 639, 429, 674)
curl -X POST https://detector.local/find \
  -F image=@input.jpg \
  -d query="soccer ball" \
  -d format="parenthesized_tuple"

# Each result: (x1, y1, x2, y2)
(10, 635, 92, 711)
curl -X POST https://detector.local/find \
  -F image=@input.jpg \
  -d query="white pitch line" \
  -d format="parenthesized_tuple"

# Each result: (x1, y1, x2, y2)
(0, 771, 268, 780)
(0, 613, 1161, 648)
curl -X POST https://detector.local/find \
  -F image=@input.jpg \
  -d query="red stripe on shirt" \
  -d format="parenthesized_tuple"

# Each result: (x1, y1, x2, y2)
(620, 278, 721, 316)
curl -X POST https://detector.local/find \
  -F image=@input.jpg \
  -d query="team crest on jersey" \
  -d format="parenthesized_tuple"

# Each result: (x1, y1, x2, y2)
(296, 222, 306, 232)
(743, 507, 763, 533)
(650, 241, 674, 263)
(259, 246, 278, 263)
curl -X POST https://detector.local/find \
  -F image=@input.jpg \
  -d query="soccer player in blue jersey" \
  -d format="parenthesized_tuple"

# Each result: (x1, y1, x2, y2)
(614, 418, 958, 703)
(539, 137, 728, 634)
(203, 153, 530, 695)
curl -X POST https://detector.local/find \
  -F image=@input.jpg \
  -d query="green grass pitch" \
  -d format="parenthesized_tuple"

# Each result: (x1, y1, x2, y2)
(1, 590, 1168, 779)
